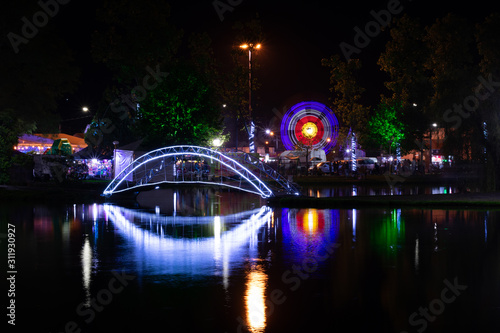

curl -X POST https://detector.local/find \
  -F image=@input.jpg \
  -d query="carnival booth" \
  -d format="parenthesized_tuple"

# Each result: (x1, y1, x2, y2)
(16, 133, 87, 155)
(72, 147, 113, 179)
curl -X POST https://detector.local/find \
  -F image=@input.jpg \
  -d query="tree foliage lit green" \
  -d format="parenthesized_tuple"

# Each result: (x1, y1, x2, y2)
(378, 15, 432, 152)
(368, 102, 405, 152)
(133, 65, 223, 149)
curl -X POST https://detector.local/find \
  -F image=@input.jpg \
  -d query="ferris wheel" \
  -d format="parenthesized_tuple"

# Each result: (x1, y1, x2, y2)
(280, 101, 339, 152)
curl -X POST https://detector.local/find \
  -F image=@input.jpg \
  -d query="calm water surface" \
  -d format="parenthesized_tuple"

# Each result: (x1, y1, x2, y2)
(5, 188, 500, 333)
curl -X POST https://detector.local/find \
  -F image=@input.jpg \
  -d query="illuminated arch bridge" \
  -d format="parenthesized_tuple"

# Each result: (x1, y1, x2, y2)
(103, 145, 301, 198)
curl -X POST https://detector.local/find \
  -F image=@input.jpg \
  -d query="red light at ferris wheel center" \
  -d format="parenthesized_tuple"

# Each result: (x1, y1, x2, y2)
(281, 101, 339, 152)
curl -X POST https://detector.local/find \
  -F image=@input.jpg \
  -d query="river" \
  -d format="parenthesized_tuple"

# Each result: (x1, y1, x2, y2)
(4, 187, 499, 332)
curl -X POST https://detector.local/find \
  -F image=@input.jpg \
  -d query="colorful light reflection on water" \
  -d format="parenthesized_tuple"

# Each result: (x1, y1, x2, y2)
(282, 208, 340, 264)
(7, 190, 500, 333)
(370, 209, 406, 262)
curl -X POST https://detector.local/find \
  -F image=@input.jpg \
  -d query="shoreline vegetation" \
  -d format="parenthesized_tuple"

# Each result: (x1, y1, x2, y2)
(1, 175, 499, 208)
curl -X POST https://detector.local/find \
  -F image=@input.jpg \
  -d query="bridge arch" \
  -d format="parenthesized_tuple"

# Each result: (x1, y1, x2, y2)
(103, 145, 300, 198)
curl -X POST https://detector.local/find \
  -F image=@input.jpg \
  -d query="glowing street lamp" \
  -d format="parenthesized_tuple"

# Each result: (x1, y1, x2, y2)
(430, 123, 438, 172)
(266, 129, 278, 152)
(82, 107, 89, 112)
(240, 43, 261, 50)
(212, 138, 222, 148)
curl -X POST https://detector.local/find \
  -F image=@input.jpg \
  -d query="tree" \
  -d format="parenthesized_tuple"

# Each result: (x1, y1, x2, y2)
(88, 0, 182, 153)
(91, 0, 181, 83)
(378, 15, 432, 153)
(132, 64, 224, 149)
(379, 14, 486, 164)
(188, 32, 219, 84)
(1, 1, 80, 132)
(475, 13, 500, 190)
(424, 14, 476, 116)
(1, 1, 79, 183)
(424, 14, 482, 162)
(322, 55, 370, 168)
(0, 111, 36, 184)
(368, 102, 406, 154)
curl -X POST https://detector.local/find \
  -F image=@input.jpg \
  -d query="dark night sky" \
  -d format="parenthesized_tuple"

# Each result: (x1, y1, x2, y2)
(52, 0, 495, 133)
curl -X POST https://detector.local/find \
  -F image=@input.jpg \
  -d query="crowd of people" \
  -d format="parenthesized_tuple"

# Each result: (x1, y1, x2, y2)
(276, 158, 429, 177)
(175, 160, 211, 180)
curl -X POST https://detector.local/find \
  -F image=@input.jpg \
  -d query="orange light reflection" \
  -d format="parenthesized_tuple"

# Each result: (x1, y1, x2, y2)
(245, 267, 268, 332)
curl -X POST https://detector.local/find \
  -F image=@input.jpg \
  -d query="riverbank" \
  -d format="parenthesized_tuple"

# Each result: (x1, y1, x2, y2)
(269, 192, 500, 209)
(1, 176, 498, 208)
(0, 180, 109, 204)
(291, 173, 472, 186)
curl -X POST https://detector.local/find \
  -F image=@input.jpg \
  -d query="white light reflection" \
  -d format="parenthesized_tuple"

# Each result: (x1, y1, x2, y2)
(173, 192, 177, 216)
(307, 209, 316, 234)
(81, 237, 92, 306)
(245, 267, 267, 332)
(214, 215, 221, 238)
(104, 205, 272, 278)
(213, 215, 228, 289)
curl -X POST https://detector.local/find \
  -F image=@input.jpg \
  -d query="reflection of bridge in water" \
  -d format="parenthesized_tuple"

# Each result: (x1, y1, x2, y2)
(103, 146, 301, 198)
(104, 204, 273, 282)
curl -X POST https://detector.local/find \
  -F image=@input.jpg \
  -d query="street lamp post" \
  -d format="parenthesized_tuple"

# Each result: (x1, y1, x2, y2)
(271, 131, 278, 153)
(430, 123, 437, 173)
(266, 129, 278, 154)
(240, 43, 261, 154)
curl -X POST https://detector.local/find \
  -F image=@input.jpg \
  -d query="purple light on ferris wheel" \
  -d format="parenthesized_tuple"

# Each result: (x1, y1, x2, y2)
(280, 101, 339, 152)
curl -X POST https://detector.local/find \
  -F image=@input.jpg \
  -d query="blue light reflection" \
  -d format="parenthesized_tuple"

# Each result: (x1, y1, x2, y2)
(104, 204, 272, 280)
(281, 208, 340, 264)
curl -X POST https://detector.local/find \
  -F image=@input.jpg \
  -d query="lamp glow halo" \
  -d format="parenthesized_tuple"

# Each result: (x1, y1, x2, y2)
(281, 101, 339, 152)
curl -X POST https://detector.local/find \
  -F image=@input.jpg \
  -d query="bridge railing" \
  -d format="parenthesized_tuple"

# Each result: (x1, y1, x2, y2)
(103, 146, 300, 198)
(224, 151, 301, 196)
